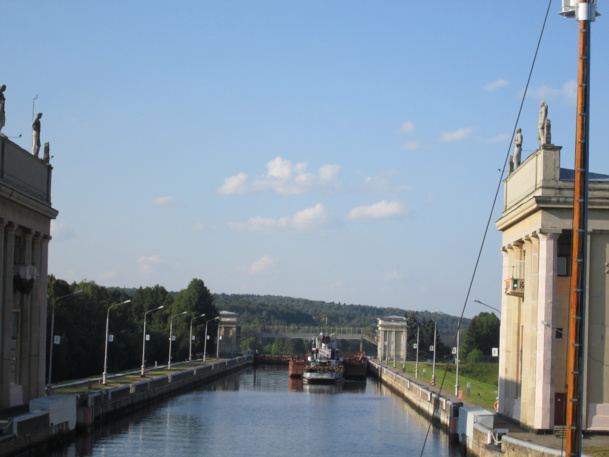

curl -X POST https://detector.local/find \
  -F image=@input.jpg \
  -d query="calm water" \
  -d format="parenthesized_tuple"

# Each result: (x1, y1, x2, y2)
(50, 365, 462, 457)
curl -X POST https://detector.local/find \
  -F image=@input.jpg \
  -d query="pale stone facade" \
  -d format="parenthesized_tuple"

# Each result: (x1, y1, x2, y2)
(377, 315, 408, 362)
(0, 136, 57, 408)
(218, 311, 240, 357)
(496, 143, 609, 432)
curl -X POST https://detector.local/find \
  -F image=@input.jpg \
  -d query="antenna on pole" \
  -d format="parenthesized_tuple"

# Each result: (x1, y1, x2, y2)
(32, 94, 38, 120)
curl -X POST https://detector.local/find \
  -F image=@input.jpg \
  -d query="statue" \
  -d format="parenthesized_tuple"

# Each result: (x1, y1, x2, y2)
(32, 112, 42, 157)
(43, 142, 50, 163)
(512, 128, 523, 171)
(538, 101, 548, 147)
(0, 84, 6, 134)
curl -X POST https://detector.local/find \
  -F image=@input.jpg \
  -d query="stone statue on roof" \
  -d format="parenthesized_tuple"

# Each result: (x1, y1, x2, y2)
(538, 101, 549, 148)
(0, 84, 6, 134)
(32, 112, 42, 157)
(512, 128, 522, 171)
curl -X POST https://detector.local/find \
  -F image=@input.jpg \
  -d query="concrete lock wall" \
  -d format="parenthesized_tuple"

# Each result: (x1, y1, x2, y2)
(0, 357, 253, 457)
(367, 360, 590, 457)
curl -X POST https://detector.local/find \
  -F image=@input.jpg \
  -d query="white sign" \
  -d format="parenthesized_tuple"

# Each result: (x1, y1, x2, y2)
(54, 335, 61, 345)
(109, 334, 114, 343)
(413, 343, 417, 349)
(452, 347, 457, 354)
(172, 335, 176, 341)
(492, 348, 499, 357)
(429, 345, 434, 352)
(192, 336, 196, 341)
(146, 334, 150, 341)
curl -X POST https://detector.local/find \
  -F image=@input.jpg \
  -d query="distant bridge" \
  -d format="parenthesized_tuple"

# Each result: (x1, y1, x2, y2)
(253, 326, 377, 346)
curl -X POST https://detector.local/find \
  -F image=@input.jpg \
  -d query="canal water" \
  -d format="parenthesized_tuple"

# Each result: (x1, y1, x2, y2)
(50, 365, 463, 457)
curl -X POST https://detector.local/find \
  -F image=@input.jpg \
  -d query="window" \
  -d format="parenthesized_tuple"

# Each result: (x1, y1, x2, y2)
(557, 232, 572, 277)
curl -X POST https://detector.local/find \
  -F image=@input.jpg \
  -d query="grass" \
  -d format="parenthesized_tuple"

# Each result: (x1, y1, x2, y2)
(583, 447, 609, 457)
(51, 359, 223, 396)
(391, 360, 499, 410)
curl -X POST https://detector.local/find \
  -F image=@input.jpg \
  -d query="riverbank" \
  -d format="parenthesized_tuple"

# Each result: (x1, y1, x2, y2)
(369, 358, 609, 457)
(0, 356, 253, 457)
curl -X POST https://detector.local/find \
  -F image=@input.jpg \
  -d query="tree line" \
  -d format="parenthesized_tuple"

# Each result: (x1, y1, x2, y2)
(47, 278, 497, 383)
(47, 276, 218, 383)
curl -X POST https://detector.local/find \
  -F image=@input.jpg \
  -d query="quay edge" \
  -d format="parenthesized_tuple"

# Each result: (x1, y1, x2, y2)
(0, 356, 253, 457)
(368, 359, 594, 457)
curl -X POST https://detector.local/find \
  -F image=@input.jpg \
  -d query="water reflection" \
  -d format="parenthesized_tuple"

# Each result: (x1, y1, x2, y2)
(48, 365, 462, 457)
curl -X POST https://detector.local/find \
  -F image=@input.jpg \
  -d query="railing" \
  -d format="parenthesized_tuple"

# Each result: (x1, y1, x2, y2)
(252, 326, 378, 345)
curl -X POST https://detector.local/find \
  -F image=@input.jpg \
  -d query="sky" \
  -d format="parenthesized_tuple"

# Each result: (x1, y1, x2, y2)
(2, 1, 609, 318)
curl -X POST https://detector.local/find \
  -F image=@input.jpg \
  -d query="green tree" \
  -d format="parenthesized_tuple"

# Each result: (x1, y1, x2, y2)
(461, 312, 500, 359)
(170, 279, 219, 362)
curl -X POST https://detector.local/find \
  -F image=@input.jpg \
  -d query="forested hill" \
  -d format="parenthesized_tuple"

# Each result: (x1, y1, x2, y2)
(213, 293, 468, 344)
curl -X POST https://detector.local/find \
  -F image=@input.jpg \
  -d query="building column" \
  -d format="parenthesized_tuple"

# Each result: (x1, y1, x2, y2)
(498, 248, 510, 414)
(1, 223, 16, 408)
(534, 232, 559, 429)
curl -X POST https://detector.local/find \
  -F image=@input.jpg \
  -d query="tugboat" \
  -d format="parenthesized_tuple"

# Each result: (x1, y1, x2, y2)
(302, 333, 344, 384)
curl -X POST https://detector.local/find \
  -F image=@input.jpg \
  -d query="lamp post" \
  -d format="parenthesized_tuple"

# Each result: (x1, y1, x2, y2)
(168, 311, 187, 370)
(415, 326, 420, 378)
(430, 318, 437, 386)
(47, 289, 83, 386)
(216, 321, 222, 360)
(203, 317, 219, 362)
(141, 305, 164, 376)
(102, 299, 131, 385)
(455, 330, 460, 396)
(473, 298, 501, 316)
(189, 313, 205, 364)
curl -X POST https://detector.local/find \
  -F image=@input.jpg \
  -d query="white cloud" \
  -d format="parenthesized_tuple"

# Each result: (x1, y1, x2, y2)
(441, 127, 473, 143)
(348, 200, 407, 219)
(51, 221, 76, 242)
(400, 121, 415, 133)
(99, 270, 117, 281)
(153, 196, 176, 207)
(485, 133, 510, 144)
(360, 171, 413, 193)
(217, 157, 340, 195)
(528, 80, 576, 105)
(401, 141, 423, 151)
(383, 270, 403, 281)
(217, 172, 249, 195)
(229, 203, 328, 231)
(248, 254, 279, 275)
(192, 221, 216, 231)
(484, 79, 509, 91)
(138, 255, 164, 274)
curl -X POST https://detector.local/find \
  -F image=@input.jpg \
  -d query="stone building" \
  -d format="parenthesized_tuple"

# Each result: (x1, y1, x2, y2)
(377, 315, 408, 363)
(496, 137, 609, 431)
(217, 311, 240, 357)
(0, 135, 57, 408)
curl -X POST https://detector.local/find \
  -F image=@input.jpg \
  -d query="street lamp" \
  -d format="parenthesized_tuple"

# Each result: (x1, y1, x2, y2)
(141, 305, 164, 376)
(216, 322, 222, 360)
(189, 313, 205, 364)
(429, 318, 437, 386)
(203, 317, 219, 362)
(102, 299, 131, 385)
(414, 325, 420, 378)
(473, 298, 501, 316)
(455, 330, 460, 396)
(168, 311, 187, 370)
(47, 289, 83, 386)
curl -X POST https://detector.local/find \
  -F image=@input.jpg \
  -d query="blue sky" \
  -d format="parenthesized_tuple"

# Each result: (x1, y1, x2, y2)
(3, 1, 608, 317)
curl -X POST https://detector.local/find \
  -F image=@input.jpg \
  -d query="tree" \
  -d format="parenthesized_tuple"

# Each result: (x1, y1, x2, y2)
(170, 279, 219, 362)
(461, 312, 500, 359)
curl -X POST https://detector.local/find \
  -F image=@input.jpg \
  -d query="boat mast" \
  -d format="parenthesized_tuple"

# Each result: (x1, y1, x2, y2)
(560, 1, 596, 456)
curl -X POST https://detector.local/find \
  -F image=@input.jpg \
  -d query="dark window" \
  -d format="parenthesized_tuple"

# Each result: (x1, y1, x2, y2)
(557, 232, 572, 277)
